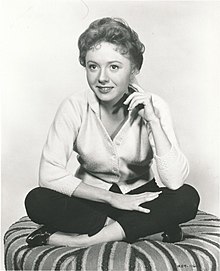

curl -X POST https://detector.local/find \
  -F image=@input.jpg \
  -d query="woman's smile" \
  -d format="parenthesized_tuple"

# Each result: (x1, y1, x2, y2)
(96, 86, 114, 94)
(85, 42, 134, 106)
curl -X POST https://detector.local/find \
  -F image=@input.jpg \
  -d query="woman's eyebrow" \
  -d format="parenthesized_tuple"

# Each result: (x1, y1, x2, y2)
(86, 61, 98, 64)
(86, 60, 123, 65)
(108, 61, 123, 64)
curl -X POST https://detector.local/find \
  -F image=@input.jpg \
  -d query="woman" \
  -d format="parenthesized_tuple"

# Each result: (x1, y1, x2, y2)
(25, 17, 200, 247)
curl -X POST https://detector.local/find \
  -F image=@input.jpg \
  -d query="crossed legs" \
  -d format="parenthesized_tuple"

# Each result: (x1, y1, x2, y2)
(25, 181, 200, 247)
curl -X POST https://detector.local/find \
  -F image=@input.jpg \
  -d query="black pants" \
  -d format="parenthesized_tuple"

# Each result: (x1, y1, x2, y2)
(25, 180, 200, 243)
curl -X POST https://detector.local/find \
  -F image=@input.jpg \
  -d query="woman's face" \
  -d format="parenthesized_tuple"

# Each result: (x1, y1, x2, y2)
(85, 42, 134, 105)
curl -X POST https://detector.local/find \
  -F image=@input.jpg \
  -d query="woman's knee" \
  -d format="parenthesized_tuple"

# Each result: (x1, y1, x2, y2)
(175, 184, 200, 218)
(24, 187, 58, 224)
(179, 184, 200, 205)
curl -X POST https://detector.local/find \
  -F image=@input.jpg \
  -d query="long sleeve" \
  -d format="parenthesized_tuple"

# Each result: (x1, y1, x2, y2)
(39, 97, 83, 196)
(149, 94, 189, 188)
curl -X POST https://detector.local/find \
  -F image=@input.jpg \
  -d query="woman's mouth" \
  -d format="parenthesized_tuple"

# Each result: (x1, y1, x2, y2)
(97, 86, 114, 93)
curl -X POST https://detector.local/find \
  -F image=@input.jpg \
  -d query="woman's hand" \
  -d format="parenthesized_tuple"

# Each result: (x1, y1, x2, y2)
(124, 83, 159, 122)
(109, 191, 162, 213)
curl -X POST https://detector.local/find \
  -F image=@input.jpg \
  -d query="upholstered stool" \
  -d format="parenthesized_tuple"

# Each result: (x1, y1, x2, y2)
(4, 211, 220, 270)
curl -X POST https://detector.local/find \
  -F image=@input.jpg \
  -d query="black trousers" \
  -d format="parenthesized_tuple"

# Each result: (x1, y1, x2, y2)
(25, 180, 200, 243)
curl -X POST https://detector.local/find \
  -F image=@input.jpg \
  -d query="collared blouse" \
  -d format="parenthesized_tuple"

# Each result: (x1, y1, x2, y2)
(39, 88, 189, 196)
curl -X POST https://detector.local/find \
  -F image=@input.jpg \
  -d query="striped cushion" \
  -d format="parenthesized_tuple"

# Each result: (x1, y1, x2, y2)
(4, 211, 220, 270)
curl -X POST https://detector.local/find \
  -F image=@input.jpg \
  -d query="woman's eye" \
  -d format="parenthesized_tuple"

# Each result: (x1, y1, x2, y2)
(110, 65, 119, 71)
(88, 64, 97, 70)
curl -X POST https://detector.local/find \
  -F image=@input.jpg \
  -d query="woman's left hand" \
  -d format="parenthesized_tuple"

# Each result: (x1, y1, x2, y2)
(124, 84, 159, 122)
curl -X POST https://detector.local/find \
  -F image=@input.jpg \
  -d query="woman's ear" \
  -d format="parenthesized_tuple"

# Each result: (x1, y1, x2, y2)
(129, 68, 139, 84)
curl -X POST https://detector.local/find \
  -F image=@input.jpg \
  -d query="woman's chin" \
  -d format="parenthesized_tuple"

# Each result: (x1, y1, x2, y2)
(95, 92, 115, 102)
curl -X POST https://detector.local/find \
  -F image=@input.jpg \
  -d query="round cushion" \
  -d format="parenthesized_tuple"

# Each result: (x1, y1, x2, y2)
(4, 211, 220, 270)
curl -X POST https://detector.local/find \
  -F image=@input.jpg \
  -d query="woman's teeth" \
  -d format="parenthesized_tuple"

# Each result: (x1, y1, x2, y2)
(98, 87, 113, 92)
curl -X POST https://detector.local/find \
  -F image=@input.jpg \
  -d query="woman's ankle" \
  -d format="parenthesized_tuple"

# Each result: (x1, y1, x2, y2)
(48, 222, 126, 247)
(48, 232, 84, 247)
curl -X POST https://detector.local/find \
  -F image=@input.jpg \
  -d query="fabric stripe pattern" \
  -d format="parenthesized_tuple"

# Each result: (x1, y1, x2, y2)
(4, 210, 220, 270)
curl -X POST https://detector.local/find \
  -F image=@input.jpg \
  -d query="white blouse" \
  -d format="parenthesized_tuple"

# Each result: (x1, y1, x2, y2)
(39, 88, 189, 196)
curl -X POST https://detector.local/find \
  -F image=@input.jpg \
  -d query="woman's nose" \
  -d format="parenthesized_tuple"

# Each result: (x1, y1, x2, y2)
(98, 68, 109, 83)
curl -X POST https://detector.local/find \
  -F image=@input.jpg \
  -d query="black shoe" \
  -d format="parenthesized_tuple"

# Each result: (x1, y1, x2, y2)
(26, 225, 56, 247)
(162, 226, 184, 243)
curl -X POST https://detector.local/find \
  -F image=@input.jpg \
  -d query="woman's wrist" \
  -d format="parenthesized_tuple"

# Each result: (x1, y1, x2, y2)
(148, 117, 172, 157)
(108, 191, 118, 206)
(73, 182, 116, 204)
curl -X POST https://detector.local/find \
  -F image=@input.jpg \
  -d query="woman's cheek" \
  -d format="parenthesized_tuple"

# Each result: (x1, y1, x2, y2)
(87, 72, 96, 85)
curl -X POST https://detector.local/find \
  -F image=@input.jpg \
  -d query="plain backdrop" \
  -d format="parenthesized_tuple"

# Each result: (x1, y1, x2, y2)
(1, 0, 220, 268)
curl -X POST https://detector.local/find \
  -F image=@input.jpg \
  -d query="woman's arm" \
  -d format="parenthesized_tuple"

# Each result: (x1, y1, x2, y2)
(39, 97, 83, 196)
(146, 114, 172, 157)
(124, 84, 189, 190)
(148, 115, 189, 190)
(73, 182, 161, 213)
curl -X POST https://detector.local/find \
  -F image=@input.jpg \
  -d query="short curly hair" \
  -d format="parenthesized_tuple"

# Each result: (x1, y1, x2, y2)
(78, 17, 145, 71)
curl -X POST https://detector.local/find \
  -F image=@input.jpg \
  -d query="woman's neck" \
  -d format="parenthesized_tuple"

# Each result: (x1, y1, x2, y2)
(99, 92, 129, 115)
(99, 100, 115, 114)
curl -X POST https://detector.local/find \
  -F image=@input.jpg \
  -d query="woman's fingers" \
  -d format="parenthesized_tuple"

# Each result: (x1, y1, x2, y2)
(124, 92, 146, 105)
(124, 93, 153, 112)
(137, 191, 161, 203)
(131, 192, 161, 213)
(138, 191, 162, 198)
(141, 192, 161, 202)
(129, 83, 145, 94)
(124, 92, 137, 105)
(128, 97, 147, 111)
(134, 192, 162, 213)
(136, 206, 151, 214)
(111, 191, 161, 212)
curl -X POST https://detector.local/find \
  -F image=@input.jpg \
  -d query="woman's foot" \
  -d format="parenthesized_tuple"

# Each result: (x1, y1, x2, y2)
(49, 221, 125, 247)
(26, 225, 89, 248)
(162, 226, 184, 243)
(26, 225, 57, 247)
(27, 221, 125, 248)
(48, 232, 89, 248)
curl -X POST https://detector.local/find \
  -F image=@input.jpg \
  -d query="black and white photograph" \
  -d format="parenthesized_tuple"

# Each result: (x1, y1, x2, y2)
(1, 1, 220, 270)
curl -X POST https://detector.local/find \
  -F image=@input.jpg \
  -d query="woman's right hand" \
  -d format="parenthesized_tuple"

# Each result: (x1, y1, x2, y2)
(109, 191, 162, 213)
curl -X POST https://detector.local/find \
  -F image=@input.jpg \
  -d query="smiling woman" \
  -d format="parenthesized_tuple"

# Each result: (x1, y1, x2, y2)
(85, 42, 133, 103)
(24, 17, 200, 248)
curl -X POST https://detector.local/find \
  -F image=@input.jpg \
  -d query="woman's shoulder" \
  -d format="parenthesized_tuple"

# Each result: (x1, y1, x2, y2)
(66, 89, 88, 105)
(150, 92, 168, 106)
(59, 90, 89, 111)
